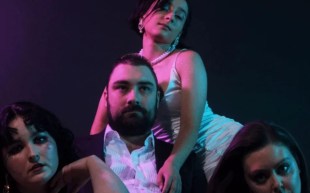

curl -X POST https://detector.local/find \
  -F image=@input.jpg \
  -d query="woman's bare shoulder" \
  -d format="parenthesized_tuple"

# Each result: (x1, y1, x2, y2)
(175, 49, 205, 70)
(175, 49, 201, 57)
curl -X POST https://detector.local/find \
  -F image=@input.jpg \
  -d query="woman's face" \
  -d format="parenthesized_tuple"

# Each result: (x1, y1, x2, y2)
(243, 144, 301, 193)
(142, 0, 188, 44)
(1, 116, 59, 189)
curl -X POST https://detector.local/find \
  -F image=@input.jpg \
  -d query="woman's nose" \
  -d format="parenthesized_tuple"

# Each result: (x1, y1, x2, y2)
(29, 154, 40, 163)
(272, 174, 284, 193)
(28, 144, 40, 163)
(165, 11, 175, 23)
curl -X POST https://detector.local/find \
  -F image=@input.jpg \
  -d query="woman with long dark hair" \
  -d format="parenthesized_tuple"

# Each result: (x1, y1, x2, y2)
(208, 121, 309, 193)
(0, 101, 128, 193)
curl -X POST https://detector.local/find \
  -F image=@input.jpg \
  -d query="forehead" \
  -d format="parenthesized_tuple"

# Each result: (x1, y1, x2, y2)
(243, 144, 295, 171)
(7, 116, 37, 138)
(171, 0, 188, 13)
(9, 116, 27, 132)
(109, 64, 157, 85)
(148, 0, 188, 15)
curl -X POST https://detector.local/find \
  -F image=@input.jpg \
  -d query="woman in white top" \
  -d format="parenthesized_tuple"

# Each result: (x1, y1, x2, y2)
(90, 0, 242, 191)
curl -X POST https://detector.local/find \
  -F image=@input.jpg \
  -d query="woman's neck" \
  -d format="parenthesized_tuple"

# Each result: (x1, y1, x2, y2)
(142, 35, 171, 61)
(18, 184, 48, 193)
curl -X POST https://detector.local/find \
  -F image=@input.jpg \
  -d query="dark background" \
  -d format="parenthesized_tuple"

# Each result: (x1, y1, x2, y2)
(1, 0, 309, 163)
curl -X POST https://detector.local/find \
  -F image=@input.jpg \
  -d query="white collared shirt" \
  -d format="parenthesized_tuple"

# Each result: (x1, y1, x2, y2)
(104, 126, 161, 193)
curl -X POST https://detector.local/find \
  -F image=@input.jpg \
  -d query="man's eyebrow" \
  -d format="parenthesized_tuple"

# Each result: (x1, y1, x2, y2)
(112, 80, 155, 86)
(112, 80, 130, 85)
(138, 81, 155, 86)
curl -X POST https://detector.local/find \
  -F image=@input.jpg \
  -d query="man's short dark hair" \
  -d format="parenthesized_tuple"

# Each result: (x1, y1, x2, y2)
(107, 53, 163, 99)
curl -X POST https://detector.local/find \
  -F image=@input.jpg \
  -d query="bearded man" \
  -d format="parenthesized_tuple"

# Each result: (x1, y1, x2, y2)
(78, 54, 206, 193)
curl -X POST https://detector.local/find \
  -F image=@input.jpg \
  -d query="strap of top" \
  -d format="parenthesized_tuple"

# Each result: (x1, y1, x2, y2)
(172, 49, 188, 69)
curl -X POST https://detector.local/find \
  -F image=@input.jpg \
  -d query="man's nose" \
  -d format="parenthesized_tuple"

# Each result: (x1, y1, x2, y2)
(127, 88, 141, 105)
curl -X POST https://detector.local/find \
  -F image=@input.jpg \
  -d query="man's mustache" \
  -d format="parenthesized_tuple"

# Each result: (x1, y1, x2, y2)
(122, 105, 147, 115)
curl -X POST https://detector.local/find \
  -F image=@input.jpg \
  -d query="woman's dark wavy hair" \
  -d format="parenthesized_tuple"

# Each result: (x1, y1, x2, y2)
(129, 0, 192, 49)
(0, 101, 79, 193)
(208, 121, 310, 193)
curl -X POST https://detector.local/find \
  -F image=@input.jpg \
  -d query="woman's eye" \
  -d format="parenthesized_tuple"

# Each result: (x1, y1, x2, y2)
(34, 135, 48, 144)
(155, 2, 170, 12)
(251, 172, 269, 185)
(277, 163, 290, 175)
(175, 15, 184, 21)
(7, 144, 24, 155)
(161, 4, 170, 11)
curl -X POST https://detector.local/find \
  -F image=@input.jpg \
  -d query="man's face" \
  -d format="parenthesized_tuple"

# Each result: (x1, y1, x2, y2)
(106, 64, 159, 137)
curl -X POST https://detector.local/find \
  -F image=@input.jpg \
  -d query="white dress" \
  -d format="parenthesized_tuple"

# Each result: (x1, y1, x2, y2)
(151, 50, 242, 180)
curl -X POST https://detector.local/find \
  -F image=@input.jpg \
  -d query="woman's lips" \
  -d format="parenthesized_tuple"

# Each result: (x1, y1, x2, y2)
(158, 23, 171, 31)
(29, 163, 45, 173)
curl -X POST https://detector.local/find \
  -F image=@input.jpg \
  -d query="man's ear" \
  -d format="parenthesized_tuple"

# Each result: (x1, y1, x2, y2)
(104, 86, 108, 107)
(158, 86, 164, 101)
(156, 89, 161, 109)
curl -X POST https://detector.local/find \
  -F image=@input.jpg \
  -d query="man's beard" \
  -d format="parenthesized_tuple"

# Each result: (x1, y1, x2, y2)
(107, 102, 157, 137)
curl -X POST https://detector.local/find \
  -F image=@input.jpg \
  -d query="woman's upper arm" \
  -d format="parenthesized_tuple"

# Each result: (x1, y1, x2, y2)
(177, 50, 207, 129)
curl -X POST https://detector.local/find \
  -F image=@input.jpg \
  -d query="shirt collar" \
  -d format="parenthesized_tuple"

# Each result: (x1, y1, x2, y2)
(104, 125, 155, 149)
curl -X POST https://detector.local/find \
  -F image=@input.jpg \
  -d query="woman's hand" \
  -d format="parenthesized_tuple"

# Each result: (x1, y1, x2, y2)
(157, 158, 182, 193)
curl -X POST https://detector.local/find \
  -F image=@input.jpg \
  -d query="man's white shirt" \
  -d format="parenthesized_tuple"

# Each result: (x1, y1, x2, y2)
(104, 126, 161, 193)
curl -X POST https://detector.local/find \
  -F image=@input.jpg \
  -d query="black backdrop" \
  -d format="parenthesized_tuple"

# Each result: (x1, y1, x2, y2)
(1, 0, 309, 163)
